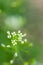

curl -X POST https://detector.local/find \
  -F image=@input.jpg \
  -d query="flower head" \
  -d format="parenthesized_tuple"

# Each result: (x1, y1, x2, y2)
(1, 43, 5, 47)
(1, 30, 33, 65)
(10, 60, 14, 64)
(14, 52, 18, 57)
(7, 30, 27, 46)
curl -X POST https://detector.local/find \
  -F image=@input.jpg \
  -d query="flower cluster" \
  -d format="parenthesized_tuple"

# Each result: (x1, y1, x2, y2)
(1, 30, 33, 65)
(7, 30, 27, 46)
(1, 30, 27, 48)
(1, 30, 28, 64)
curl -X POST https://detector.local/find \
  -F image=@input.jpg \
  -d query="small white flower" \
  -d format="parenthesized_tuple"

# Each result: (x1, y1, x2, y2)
(24, 39, 27, 42)
(13, 40, 16, 42)
(10, 60, 14, 64)
(1, 43, 5, 47)
(18, 37, 22, 41)
(7, 35, 11, 39)
(13, 42, 17, 46)
(15, 42, 17, 45)
(23, 33, 26, 37)
(18, 30, 21, 33)
(14, 52, 18, 57)
(13, 43, 15, 46)
(6, 45, 10, 48)
(11, 40, 16, 44)
(21, 41, 24, 44)
(20, 33, 22, 36)
(18, 33, 22, 37)
(7, 31, 10, 34)
(11, 32, 16, 36)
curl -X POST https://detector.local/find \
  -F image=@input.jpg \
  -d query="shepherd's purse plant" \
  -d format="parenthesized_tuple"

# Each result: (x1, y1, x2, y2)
(1, 30, 33, 65)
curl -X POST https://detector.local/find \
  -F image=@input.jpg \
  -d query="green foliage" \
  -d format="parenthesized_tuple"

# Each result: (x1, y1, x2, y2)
(0, 0, 37, 65)
(0, 0, 26, 15)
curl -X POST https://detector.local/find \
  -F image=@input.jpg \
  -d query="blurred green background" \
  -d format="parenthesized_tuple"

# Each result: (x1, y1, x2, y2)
(0, 0, 43, 65)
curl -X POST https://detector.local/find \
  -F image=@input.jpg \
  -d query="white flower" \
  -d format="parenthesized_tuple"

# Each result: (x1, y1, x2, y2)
(11, 40, 16, 44)
(7, 31, 10, 34)
(20, 33, 22, 36)
(24, 39, 27, 42)
(21, 41, 24, 44)
(11, 32, 16, 36)
(18, 30, 21, 33)
(18, 37, 22, 41)
(6, 45, 10, 48)
(1, 43, 5, 47)
(7, 35, 11, 39)
(13, 42, 17, 46)
(18, 33, 22, 37)
(23, 33, 26, 37)
(14, 52, 18, 57)
(10, 60, 14, 64)
(13, 43, 16, 46)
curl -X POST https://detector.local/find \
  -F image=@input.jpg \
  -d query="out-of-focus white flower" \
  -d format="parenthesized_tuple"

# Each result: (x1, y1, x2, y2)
(7, 31, 10, 35)
(18, 30, 21, 33)
(13, 43, 16, 46)
(14, 52, 18, 57)
(13, 42, 17, 46)
(10, 60, 14, 64)
(5, 16, 26, 30)
(11, 40, 16, 44)
(18, 37, 22, 41)
(23, 33, 26, 37)
(18, 33, 22, 37)
(21, 41, 24, 44)
(15, 42, 17, 45)
(7, 35, 11, 39)
(20, 33, 22, 36)
(11, 32, 16, 36)
(6, 45, 10, 48)
(1, 43, 5, 47)
(24, 39, 27, 42)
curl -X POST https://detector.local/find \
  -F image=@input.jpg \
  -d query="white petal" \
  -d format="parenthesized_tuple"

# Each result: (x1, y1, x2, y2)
(13, 42, 17, 46)
(23, 33, 26, 37)
(7, 31, 10, 34)
(7, 35, 11, 39)
(14, 52, 18, 57)
(6, 45, 10, 48)
(1, 44, 5, 47)
(24, 39, 27, 42)
(18, 30, 21, 33)
(11, 32, 16, 36)
(21, 41, 24, 44)
(10, 60, 14, 64)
